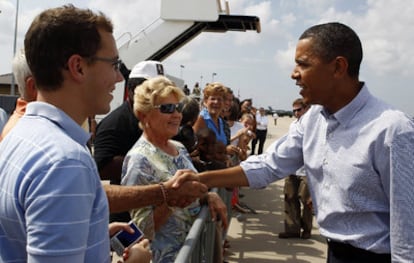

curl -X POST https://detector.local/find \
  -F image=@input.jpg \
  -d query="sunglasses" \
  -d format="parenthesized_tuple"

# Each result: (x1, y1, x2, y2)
(154, 103, 184, 114)
(292, 107, 303, 113)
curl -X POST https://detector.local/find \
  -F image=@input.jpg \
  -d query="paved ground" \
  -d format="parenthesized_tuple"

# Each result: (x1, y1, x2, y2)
(224, 116, 328, 263)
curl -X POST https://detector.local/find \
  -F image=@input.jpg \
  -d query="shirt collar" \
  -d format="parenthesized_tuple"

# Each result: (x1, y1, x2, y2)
(320, 83, 371, 128)
(25, 102, 90, 146)
(201, 107, 212, 120)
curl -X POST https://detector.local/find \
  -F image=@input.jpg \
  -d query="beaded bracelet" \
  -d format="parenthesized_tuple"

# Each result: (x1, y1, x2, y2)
(159, 182, 168, 205)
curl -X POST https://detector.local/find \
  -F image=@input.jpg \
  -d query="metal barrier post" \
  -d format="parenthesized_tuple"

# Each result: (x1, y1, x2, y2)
(174, 188, 233, 263)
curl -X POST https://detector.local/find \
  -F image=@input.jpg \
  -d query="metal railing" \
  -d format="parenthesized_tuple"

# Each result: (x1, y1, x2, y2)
(174, 187, 233, 263)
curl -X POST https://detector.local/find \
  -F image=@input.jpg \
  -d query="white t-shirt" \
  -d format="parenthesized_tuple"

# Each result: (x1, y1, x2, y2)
(230, 121, 244, 146)
(256, 113, 268, 130)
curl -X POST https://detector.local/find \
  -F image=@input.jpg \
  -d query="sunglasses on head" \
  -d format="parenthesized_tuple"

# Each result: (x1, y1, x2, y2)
(154, 103, 184, 114)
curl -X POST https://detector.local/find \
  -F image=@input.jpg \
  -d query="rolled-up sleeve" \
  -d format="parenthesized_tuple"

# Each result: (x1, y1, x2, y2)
(240, 121, 304, 189)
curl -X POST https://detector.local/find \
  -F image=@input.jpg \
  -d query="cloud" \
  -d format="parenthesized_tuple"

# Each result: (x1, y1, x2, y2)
(232, 1, 274, 45)
(280, 13, 296, 27)
(357, 0, 414, 76)
(272, 0, 414, 78)
(274, 41, 296, 73)
(0, 1, 89, 74)
(300, 0, 333, 15)
(0, 1, 18, 72)
(307, 0, 414, 77)
(88, 0, 160, 39)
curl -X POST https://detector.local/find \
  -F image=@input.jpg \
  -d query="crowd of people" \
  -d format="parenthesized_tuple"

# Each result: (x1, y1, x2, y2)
(0, 4, 413, 263)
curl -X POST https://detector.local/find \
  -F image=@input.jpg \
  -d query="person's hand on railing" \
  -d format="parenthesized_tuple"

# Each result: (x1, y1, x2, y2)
(203, 192, 228, 230)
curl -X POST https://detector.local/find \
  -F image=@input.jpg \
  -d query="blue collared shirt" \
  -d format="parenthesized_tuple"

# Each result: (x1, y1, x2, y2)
(240, 85, 414, 261)
(200, 108, 227, 144)
(0, 102, 110, 263)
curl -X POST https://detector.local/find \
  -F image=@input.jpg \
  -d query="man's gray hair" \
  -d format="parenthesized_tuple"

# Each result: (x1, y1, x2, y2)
(12, 49, 32, 98)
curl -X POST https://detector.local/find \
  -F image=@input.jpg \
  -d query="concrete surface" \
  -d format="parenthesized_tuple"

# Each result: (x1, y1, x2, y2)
(223, 116, 328, 263)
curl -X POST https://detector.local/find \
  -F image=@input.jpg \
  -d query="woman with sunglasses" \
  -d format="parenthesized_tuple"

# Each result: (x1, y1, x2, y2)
(120, 76, 228, 263)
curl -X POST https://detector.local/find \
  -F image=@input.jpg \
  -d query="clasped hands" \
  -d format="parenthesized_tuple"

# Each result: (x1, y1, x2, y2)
(164, 169, 228, 229)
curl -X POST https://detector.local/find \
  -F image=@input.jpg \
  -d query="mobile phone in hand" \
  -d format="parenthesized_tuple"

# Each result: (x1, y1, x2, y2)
(110, 221, 144, 256)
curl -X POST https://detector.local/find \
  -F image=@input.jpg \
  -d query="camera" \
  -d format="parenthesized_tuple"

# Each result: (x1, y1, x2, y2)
(110, 221, 144, 256)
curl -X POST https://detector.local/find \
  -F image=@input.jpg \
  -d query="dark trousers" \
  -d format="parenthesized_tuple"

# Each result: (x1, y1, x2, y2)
(327, 240, 391, 263)
(251, 129, 267, 154)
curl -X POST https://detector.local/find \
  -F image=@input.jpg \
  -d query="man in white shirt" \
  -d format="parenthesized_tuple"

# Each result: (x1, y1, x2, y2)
(251, 107, 268, 154)
(176, 22, 414, 262)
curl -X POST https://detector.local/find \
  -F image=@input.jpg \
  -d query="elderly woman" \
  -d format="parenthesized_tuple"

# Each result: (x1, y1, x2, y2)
(194, 82, 227, 145)
(193, 82, 231, 169)
(121, 76, 227, 263)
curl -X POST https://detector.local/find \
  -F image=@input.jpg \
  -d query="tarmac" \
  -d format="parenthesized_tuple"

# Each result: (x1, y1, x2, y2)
(223, 116, 328, 263)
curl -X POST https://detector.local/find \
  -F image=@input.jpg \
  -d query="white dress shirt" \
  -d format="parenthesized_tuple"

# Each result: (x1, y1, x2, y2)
(255, 112, 268, 130)
(240, 85, 414, 261)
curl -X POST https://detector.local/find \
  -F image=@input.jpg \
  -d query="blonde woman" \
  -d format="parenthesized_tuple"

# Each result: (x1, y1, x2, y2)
(121, 76, 227, 263)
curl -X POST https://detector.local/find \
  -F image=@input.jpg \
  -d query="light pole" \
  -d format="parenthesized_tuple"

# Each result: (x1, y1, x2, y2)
(211, 72, 217, 82)
(180, 65, 185, 80)
(200, 75, 203, 87)
(11, 0, 19, 95)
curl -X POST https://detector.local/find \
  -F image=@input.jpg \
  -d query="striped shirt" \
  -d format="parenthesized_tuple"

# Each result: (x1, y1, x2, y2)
(241, 85, 414, 261)
(0, 102, 110, 263)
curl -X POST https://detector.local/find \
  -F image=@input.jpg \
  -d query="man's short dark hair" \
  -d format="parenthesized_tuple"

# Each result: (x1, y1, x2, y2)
(24, 5, 113, 90)
(299, 22, 363, 78)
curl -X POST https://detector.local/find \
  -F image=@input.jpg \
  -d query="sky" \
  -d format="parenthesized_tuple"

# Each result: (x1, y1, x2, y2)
(0, 0, 413, 115)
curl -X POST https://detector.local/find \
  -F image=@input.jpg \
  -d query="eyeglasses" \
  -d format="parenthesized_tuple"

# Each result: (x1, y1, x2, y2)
(154, 103, 184, 114)
(90, 56, 123, 71)
(292, 107, 303, 113)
